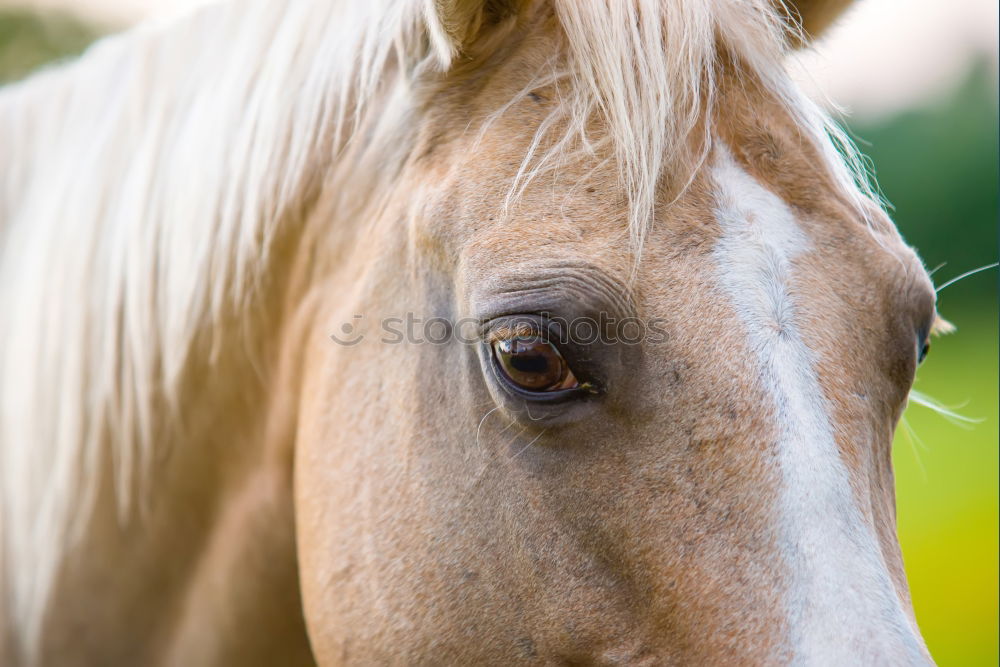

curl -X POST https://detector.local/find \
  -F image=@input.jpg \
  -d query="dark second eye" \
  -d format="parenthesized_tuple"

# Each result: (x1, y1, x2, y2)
(492, 335, 579, 392)
(918, 338, 931, 364)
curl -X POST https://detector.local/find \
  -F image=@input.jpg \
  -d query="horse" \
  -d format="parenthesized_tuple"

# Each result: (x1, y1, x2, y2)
(0, 0, 945, 663)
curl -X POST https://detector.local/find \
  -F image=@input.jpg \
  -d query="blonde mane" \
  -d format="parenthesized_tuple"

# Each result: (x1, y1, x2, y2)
(0, 0, 876, 654)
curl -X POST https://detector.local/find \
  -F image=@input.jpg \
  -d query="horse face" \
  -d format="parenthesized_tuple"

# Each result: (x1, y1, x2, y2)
(294, 5, 936, 664)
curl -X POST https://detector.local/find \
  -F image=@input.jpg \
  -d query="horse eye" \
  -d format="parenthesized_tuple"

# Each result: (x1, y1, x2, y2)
(918, 339, 931, 364)
(492, 336, 579, 392)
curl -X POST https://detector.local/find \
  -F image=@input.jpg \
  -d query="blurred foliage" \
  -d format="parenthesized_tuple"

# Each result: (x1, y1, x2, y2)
(0, 8, 101, 84)
(852, 60, 999, 306)
(1, 9, 998, 667)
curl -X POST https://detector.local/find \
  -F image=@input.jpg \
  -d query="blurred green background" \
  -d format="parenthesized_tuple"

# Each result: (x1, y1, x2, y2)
(1, 7, 997, 665)
(0, 8, 99, 81)
(860, 62, 999, 665)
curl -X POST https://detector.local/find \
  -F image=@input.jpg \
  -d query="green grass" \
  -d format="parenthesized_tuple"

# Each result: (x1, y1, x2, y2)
(894, 296, 999, 665)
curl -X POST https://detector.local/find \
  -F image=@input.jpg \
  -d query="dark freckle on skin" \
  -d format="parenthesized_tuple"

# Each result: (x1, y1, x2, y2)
(662, 367, 682, 386)
(586, 186, 596, 193)
(689, 439, 713, 454)
(517, 636, 537, 659)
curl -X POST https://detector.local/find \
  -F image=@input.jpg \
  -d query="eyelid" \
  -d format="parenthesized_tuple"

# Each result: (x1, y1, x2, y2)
(485, 320, 545, 345)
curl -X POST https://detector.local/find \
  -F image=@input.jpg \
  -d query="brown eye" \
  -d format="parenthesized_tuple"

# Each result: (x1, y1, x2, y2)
(492, 336, 579, 392)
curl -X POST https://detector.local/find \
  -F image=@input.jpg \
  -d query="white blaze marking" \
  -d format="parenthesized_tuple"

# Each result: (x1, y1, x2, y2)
(711, 146, 927, 663)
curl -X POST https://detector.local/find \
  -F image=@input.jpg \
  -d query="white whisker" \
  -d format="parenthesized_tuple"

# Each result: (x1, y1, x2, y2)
(897, 417, 928, 482)
(522, 401, 546, 422)
(935, 262, 999, 293)
(510, 429, 547, 462)
(927, 261, 947, 277)
(497, 416, 519, 437)
(475, 406, 501, 449)
(908, 390, 982, 428)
